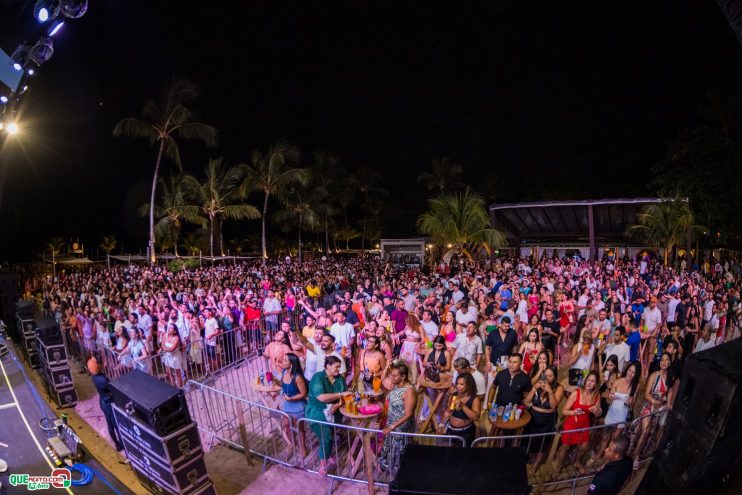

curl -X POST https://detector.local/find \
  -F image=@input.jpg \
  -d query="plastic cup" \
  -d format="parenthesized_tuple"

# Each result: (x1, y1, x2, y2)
(497, 406, 504, 418)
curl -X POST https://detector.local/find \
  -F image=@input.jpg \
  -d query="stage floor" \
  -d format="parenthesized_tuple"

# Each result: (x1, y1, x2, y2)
(0, 345, 134, 495)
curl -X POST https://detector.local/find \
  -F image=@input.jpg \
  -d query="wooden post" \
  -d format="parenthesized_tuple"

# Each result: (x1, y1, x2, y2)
(362, 432, 375, 495)
(587, 205, 596, 261)
(234, 400, 255, 467)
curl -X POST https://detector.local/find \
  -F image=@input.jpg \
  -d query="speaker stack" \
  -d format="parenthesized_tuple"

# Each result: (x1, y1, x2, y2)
(16, 300, 41, 368)
(110, 370, 215, 495)
(637, 339, 742, 495)
(0, 271, 19, 341)
(34, 317, 77, 408)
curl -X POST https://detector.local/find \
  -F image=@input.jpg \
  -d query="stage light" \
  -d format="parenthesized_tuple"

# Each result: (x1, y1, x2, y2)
(29, 37, 54, 66)
(34, 0, 60, 23)
(49, 22, 64, 36)
(60, 0, 88, 19)
(6, 123, 19, 135)
(0, 97, 7, 104)
(28, 69, 35, 76)
(10, 42, 32, 71)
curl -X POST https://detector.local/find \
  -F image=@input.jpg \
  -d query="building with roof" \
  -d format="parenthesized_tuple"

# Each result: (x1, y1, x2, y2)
(489, 198, 677, 260)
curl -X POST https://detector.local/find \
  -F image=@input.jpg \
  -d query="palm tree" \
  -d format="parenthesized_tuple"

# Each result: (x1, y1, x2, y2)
(99, 235, 117, 269)
(242, 140, 309, 259)
(182, 230, 206, 256)
(334, 225, 361, 251)
(417, 157, 464, 192)
(312, 152, 342, 253)
(227, 238, 247, 256)
(192, 159, 261, 258)
(139, 173, 205, 257)
(417, 187, 506, 260)
(113, 78, 218, 263)
(45, 236, 65, 277)
(626, 197, 705, 265)
(274, 184, 326, 262)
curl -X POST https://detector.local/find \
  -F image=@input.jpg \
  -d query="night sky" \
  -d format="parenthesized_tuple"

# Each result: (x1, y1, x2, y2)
(0, 0, 740, 261)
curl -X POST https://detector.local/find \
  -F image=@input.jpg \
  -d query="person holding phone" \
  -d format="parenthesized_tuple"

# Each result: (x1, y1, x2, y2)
(523, 365, 563, 465)
(553, 370, 602, 475)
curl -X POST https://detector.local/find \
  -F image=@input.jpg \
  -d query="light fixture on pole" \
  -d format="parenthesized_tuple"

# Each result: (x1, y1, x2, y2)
(60, 0, 88, 19)
(33, 0, 61, 23)
(29, 37, 54, 66)
(10, 42, 32, 71)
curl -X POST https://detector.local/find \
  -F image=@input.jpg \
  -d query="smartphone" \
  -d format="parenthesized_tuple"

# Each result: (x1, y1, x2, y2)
(539, 373, 546, 382)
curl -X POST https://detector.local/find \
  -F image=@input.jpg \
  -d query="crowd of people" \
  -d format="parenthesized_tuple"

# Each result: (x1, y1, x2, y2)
(22, 251, 742, 487)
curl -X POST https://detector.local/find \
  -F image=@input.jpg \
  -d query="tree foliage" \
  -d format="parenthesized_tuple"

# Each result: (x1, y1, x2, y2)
(417, 187, 506, 260)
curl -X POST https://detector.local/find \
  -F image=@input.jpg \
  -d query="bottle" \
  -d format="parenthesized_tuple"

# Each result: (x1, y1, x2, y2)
(354, 391, 361, 412)
(259, 370, 265, 386)
(449, 394, 458, 411)
(503, 403, 511, 422)
(489, 402, 498, 422)
(510, 406, 517, 421)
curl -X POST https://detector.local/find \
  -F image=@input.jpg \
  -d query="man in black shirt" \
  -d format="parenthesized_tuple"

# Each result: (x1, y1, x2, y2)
(485, 317, 518, 371)
(541, 309, 560, 355)
(587, 436, 633, 495)
(492, 353, 532, 407)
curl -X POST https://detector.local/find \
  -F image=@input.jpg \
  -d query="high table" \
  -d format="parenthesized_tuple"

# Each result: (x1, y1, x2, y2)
(339, 406, 380, 493)
(487, 409, 532, 447)
(560, 378, 579, 396)
(250, 380, 282, 409)
(416, 374, 453, 434)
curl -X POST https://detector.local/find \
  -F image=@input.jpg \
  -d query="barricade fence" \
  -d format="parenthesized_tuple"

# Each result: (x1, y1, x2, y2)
(60, 309, 301, 388)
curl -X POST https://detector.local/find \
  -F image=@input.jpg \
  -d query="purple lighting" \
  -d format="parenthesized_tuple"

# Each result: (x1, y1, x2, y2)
(49, 22, 64, 37)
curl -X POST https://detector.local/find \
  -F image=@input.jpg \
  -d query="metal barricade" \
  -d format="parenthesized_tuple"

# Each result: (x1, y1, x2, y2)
(186, 380, 296, 468)
(296, 416, 466, 489)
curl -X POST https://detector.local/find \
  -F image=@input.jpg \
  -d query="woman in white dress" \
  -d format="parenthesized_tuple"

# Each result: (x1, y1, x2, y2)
(160, 323, 184, 387)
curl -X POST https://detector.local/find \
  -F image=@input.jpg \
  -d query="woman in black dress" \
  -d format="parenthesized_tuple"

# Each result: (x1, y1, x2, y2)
(523, 365, 564, 465)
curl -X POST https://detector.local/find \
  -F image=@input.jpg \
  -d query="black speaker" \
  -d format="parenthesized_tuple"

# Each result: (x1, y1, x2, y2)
(109, 370, 191, 436)
(637, 339, 742, 494)
(0, 271, 18, 340)
(15, 299, 33, 319)
(45, 383, 78, 408)
(391, 445, 530, 494)
(112, 405, 203, 469)
(43, 364, 74, 388)
(37, 334, 67, 365)
(33, 317, 63, 345)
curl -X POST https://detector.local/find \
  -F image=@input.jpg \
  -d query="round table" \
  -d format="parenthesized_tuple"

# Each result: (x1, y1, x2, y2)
(488, 409, 532, 446)
(560, 378, 579, 395)
(339, 407, 381, 482)
(250, 381, 282, 409)
(417, 374, 453, 434)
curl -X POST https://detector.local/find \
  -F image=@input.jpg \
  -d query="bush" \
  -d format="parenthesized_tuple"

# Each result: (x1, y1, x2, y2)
(168, 259, 185, 273)
(184, 259, 200, 270)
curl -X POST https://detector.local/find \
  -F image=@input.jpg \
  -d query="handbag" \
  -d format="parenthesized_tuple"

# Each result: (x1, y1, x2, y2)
(424, 364, 441, 383)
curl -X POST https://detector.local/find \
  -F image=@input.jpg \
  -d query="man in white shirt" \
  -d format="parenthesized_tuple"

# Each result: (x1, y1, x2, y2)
(451, 283, 465, 304)
(694, 326, 716, 353)
(602, 327, 630, 373)
(452, 322, 483, 369)
(420, 310, 439, 342)
(703, 295, 715, 326)
(204, 308, 221, 371)
(666, 293, 679, 326)
(591, 310, 612, 340)
(262, 290, 282, 332)
(292, 329, 346, 379)
(455, 300, 478, 326)
(577, 288, 590, 317)
(642, 297, 663, 335)
(330, 311, 355, 350)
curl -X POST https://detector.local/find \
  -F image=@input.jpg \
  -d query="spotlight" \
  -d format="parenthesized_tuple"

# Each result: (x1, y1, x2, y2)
(6, 123, 19, 135)
(10, 42, 32, 71)
(0, 97, 7, 104)
(28, 69, 35, 76)
(60, 0, 88, 19)
(49, 22, 64, 37)
(34, 0, 60, 23)
(29, 37, 54, 66)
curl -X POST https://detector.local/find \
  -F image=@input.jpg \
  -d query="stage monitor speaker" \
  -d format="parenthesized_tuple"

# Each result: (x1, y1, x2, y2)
(33, 317, 63, 345)
(391, 445, 530, 495)
(637, 339, 742, 495)
(110, 370, 191, 436)
(15, 299, 33, 319)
